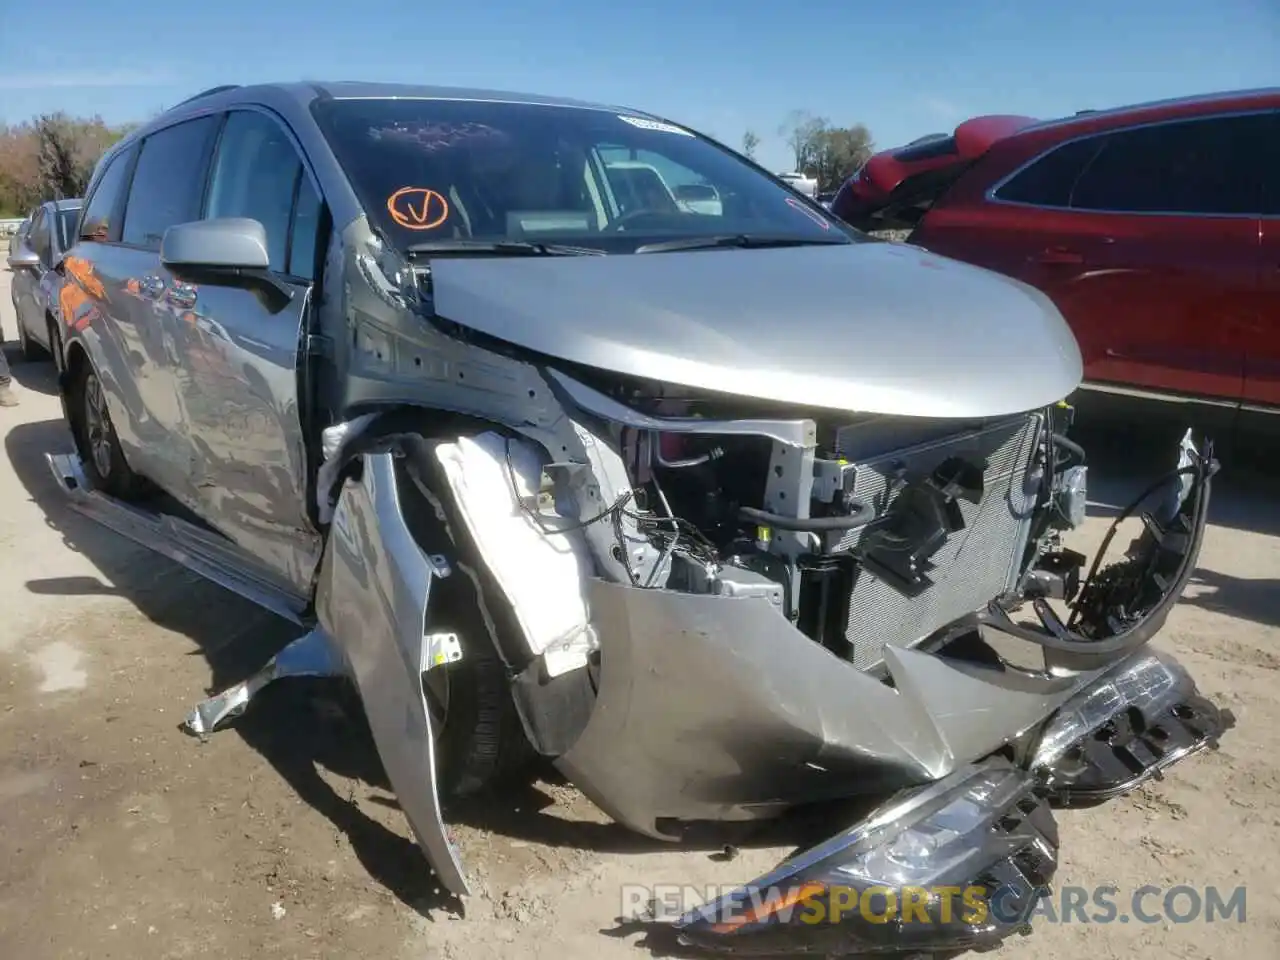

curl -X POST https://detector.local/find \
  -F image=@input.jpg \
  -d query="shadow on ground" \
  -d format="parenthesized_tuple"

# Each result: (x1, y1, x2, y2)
(1, 343, 60, 397)
(1070, 421, 1280, 629)
(1073, 421, 1280, 537)
(2, 415, 849, 920)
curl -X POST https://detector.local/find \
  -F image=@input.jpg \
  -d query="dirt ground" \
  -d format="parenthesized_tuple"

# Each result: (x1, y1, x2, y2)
(1, 266, 1277, 960)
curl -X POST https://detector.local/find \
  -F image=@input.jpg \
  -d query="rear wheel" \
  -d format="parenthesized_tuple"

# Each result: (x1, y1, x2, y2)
(72, 361, 147, 500)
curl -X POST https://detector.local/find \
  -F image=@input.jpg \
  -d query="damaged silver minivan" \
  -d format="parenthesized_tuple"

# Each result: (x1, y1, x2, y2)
(47, 81, 1230, 955)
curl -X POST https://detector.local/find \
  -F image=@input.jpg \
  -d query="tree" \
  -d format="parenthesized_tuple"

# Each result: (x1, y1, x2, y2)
(107, 121, 141, 147)
(775, 112, 875, 190)
(0, 122, 41, 216)
(741, 129, 760, 160)
(809, 123, 875, 192)
(36, 114, 80, 200)
(778, 109, 829, 173)
(36, 112, 118, 199)
(0, 113, 132, 215)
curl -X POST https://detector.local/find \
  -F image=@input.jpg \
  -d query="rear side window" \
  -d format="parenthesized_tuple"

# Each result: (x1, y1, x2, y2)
(122, 116, 220, 249)
(80, 148, 135, 242)
(28, 209, 51, 265)
(1068, 114, 1267, 215)
(206, 110, 306, 273)
(1266, 112, 1280, 217)
(993, 137, 1102, 207)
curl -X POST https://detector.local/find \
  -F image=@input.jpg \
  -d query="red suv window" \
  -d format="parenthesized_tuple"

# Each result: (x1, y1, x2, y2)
(995, 113, 1267, 216)
(1070, 115, 1264, 214)
(992, 138, 1102, 207)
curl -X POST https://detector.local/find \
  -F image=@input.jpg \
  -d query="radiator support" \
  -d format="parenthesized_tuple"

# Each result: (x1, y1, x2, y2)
(825, 414, 1044, 670)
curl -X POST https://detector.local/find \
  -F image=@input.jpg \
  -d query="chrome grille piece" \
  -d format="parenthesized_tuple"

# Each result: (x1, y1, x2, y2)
(835, 414, 1043, 670)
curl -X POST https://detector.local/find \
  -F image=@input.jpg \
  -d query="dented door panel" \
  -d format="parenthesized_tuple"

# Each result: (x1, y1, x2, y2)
(314, 451, 469, 896)
(174, 280, 321, 595)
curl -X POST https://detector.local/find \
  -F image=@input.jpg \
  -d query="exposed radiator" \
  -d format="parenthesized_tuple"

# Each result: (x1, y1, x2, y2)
(833, 413, 1044, 670)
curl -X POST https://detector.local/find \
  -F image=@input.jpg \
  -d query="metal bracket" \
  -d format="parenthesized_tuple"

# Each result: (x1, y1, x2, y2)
(425, 631, 463, 670)
(183, 627, 345, 736)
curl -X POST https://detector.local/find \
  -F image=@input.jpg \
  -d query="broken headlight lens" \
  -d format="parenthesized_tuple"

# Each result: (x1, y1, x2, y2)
(827, 765, 1028, 889)
(675, 760, 1057, 955)
(1030, 653, 1183, 771)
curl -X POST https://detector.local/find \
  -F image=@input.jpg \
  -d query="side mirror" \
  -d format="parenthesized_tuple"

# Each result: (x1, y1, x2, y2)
(6, 243, 40, 270)
(161, 218, 270, 271)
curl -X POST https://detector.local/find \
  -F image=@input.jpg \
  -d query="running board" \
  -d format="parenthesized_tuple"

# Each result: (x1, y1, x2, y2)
(45, 452, 309, 625)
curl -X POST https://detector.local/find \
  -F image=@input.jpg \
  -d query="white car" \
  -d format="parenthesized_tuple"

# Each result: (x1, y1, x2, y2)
(777, 171, 818, 197)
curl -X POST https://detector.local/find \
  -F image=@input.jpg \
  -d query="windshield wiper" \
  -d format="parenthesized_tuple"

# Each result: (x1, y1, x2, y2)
(634, 234, 851, 254)
(405, 239, 606, 257)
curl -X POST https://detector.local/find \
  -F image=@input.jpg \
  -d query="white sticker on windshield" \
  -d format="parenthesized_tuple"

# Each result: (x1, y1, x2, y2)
(617, 115, 695, 136)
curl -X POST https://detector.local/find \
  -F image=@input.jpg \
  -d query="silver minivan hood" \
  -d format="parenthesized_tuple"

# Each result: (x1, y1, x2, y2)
(429, 241, 1083, 419)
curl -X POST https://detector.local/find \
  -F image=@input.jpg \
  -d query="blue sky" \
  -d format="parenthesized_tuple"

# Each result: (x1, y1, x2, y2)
(1, 0, 1276, 172)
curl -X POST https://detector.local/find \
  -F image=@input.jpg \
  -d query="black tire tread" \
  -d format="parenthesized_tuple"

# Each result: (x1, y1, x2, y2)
(392, 442, 537, 799)
(427, 537, 536, 800)
(72, 362, 148, 501)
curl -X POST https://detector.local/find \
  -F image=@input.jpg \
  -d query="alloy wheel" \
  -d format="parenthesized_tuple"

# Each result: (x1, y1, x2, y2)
(83, 373, 114, 479)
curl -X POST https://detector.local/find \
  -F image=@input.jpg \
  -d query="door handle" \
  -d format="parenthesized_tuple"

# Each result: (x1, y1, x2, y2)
(1031, 246, 1084, 265)
(139, 274, 166, 298)
(166, 283, 197, 309)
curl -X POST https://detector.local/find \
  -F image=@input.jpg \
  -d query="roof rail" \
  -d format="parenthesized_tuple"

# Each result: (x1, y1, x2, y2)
(174, 84, 241, 107)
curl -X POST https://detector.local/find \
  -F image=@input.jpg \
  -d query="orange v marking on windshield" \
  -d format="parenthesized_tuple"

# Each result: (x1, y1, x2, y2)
(387, 187, 450, 231)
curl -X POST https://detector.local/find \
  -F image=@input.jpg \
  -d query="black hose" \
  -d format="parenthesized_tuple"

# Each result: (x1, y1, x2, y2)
(738, 501, 875, 533)
(1052, 432, 1087, 465)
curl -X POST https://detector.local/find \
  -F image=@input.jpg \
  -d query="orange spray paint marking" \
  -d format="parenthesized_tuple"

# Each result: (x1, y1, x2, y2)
(387, 187, 450, 231)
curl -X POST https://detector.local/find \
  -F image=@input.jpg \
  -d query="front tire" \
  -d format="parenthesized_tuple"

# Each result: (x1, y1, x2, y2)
(394, 446, 535, 799)
(426, 577, 533, 800)
(72, 361, 147, 500)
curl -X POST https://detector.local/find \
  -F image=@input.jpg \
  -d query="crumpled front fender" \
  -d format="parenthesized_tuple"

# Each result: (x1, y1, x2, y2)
(315, 451, 469, 896)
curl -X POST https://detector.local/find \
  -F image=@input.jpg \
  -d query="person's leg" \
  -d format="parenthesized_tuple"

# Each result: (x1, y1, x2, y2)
(0, 347, 17, 406)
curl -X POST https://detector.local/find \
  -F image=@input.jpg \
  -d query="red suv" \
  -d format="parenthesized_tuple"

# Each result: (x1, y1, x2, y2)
(832, 89, 1279, 430)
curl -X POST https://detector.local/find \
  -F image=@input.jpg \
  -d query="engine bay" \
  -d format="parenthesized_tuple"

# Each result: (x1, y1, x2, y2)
(536, 366, 1098, 671)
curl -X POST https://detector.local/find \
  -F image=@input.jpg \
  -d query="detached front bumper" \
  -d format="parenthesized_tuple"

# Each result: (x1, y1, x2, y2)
(559, 580, 1117, 837)
(673, 649, 1233, 956)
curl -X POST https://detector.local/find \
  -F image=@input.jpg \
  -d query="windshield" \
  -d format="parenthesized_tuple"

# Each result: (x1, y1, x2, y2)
(312, 98, 857, 254)
(56, 208, 80, 251)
